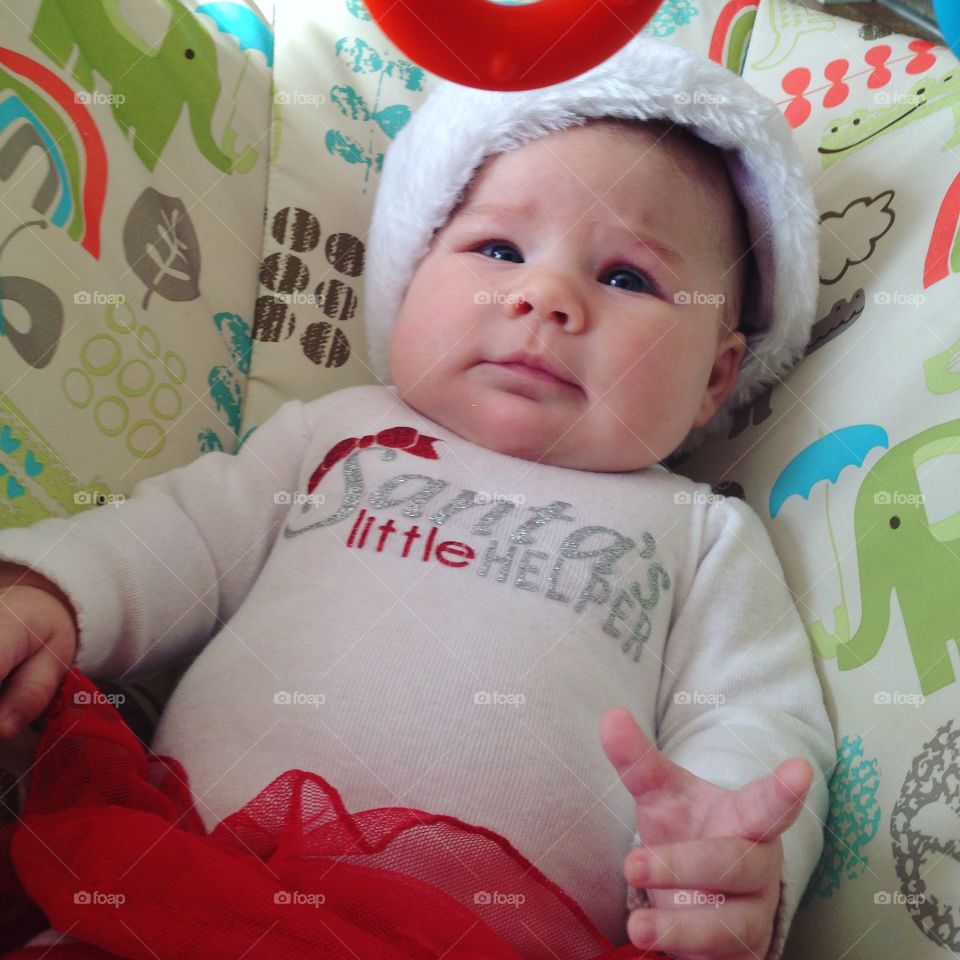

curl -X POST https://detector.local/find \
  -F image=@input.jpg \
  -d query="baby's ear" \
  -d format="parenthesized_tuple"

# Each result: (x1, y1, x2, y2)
(693, 330, 746, 429)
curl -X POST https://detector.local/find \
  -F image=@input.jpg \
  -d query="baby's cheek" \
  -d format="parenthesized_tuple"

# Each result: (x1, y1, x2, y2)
(387, 328, 436, 394)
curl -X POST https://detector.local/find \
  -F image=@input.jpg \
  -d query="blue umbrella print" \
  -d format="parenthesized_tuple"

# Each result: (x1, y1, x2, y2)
(769, 425, 889, 658)
(196, 3, 274, 66)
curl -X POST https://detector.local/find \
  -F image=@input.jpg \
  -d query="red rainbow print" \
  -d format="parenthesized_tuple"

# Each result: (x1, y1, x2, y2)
(0, 47, 106, 259)
(709, 0, 758, 73)
(924, 171, 960, 288)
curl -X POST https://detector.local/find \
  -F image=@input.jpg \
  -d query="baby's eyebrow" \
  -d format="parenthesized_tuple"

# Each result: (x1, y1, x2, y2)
(587, 218, 686, 270)
(458, 202, 533, 220)
(622, 234, 685, 269)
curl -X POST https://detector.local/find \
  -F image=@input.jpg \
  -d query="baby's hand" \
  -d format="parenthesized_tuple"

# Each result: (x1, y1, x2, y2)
(600, 707, 812, 960)
(0, 570, 78, 739)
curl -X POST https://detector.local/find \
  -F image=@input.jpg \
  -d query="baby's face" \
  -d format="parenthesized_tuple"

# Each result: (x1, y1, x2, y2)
(388, 122, 747, 472)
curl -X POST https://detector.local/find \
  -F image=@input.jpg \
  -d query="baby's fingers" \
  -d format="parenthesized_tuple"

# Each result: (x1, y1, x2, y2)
(732, 757, 813, 843)
(0, 648, 68, 737)
(626, 836, 779, 896)
(628, 895, 770, 959)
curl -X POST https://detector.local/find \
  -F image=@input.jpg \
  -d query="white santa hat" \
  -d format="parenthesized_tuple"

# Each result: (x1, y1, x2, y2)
(364, 36, 820, 456)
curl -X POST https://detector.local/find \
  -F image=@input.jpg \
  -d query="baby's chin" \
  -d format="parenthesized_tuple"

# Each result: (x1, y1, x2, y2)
(394, 379, 670, 472)
(397, 387, 561, 465)
(435, 405, 653, 472)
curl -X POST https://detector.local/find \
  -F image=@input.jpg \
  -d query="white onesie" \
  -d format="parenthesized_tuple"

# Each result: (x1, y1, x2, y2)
(0, 384, 834, 952)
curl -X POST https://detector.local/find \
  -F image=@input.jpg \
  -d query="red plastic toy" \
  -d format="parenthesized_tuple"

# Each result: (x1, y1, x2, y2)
(364, 0, 661, 90)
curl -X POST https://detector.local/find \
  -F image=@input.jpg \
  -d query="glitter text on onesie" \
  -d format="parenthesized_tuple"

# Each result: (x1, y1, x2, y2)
(282, 435, 670, 663)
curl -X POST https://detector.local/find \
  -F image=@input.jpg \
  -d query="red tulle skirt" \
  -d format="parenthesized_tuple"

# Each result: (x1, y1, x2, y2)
(1, 669, 662, 960)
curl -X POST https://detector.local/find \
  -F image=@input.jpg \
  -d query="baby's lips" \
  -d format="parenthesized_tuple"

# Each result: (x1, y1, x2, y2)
(482, 355, 581, 392)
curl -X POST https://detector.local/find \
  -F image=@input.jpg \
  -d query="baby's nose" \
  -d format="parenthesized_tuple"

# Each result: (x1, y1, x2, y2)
(506, 274, 585, 333)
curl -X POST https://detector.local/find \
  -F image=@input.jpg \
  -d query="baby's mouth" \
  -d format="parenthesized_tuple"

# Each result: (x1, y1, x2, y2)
(496, 362, 568, 384)
(482, 361, 579, 393)
(483, 352, 579, 390)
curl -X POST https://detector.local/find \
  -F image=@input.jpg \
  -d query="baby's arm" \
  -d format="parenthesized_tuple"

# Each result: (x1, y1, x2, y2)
(0, 398, 313, 683)
(649, 496, 835, 958)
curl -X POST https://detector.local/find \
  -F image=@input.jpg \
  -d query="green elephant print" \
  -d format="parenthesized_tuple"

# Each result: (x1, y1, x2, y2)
(31, 0, 257, 173)
(811, 419, 960, 696)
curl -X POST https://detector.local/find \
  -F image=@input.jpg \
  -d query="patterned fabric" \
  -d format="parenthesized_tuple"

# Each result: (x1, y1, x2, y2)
(0, 0, 274, 911)
(679, 2, 960, 956)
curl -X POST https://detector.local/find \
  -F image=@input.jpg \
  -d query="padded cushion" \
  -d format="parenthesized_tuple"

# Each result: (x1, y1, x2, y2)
(680, 1, 960, 956)
(0, 0, 274, 885)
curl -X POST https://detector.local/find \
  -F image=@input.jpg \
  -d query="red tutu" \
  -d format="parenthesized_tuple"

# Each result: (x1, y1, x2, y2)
(1, 669, 662, 960)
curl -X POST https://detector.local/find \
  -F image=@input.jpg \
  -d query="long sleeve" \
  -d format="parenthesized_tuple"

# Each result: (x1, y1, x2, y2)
(0, 398, 312, 679)
(635, 495, 835, 959)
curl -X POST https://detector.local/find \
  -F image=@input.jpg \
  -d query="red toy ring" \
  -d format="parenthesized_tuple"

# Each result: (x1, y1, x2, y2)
(364, 0, 662, 91)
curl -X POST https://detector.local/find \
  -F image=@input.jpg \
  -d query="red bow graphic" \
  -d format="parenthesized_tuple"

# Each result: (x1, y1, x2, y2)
(306, 427, 443, 494)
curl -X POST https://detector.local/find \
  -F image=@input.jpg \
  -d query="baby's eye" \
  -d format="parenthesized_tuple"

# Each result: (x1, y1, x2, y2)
(475, 241, 523, 262)
(602, 267, 659, 296)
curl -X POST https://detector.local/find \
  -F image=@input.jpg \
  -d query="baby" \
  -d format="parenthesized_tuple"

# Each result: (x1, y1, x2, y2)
(0, 38, 833, 960)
